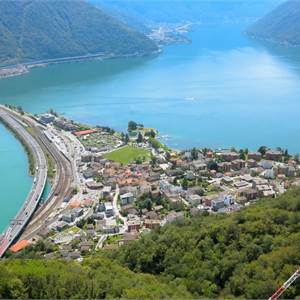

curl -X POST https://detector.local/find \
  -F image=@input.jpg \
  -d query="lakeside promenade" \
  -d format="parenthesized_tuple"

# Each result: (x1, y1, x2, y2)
(0, 106, 48, 258)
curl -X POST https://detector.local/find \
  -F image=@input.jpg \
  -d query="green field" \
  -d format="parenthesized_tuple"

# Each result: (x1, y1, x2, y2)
(104, 146, 150, 164)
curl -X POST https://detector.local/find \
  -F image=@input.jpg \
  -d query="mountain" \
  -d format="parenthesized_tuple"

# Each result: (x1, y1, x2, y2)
(0, 0, 158, 67)
(247, 0, 300, 46)
(90, 0, 282, 28)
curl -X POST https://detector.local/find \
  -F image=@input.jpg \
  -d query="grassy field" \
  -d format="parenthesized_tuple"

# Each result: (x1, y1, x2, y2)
(104, 145, 150, 164)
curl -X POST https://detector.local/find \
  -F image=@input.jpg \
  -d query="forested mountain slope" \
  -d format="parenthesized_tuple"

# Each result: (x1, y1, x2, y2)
(0, 0, 157, 67)
(114, 188, 300, 298)
(0, 256, 191, 299)
(1, 189, 300, 299)
(247, 0, 300, 46)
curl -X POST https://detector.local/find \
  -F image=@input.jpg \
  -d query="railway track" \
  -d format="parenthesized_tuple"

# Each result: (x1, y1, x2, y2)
(21, 126, 74, 240)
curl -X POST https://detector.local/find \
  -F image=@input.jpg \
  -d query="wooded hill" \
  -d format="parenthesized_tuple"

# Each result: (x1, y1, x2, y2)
(1, 189, 300, 298)
(0, 0, 158, 67)
(247, 0, 300, 46)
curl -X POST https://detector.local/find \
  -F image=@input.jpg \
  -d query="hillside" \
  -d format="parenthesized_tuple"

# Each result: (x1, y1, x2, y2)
(1, 189, 300, 299)
(0, 0, 158, 67)
(114, 188, 300, 298)
(0, 256, 191, 299)
(247, 0, 300, 46)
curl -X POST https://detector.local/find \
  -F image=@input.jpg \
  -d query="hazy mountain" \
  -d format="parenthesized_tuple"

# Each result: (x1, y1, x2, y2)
(90, 0, 282, 29)
(0, 0, 158, 67)
(247, 0, 300, 46)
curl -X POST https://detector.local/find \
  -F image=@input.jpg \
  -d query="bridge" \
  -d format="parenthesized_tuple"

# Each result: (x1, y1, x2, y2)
(0, 106, 48, 258)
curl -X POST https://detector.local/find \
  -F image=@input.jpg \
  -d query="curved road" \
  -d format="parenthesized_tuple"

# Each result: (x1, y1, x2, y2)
(0, 106, 47, 258)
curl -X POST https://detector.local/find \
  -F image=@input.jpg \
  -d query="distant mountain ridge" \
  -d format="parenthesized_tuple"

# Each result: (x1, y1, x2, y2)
(247, 0, 300, 46)
(0, 0, 158, 67)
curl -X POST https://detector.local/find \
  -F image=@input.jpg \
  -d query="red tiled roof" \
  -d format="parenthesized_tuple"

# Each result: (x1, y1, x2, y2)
(74, 129, 97, 136)
(10, 240, 29, 253)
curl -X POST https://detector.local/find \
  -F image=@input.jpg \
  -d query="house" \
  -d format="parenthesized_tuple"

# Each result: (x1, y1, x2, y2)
(187, 194, 202, 206)
(61, 213, 74, 223)
(127, 216, 141, 232)
(247, 159, 257, 168)
(266, 150, 282, 161)
(144, 219, 161, 229)
(40, 113, 55, 124)
(223, 195, 234, 206)
(104, 202, 114, 217)
(248, 152, 262, 161)
(167, 196, 183, 210)
(231, 159, 246, 171)
(102, 186, 112, 196)
(234, 180, 249, 189)
(100, 219, 119, 234)
(120, 192, 135, 206)
(83, 169, 97, 179)
(240, 188, 258, 201)
(219, 151, 239, 162)
(218, 162, 231, 173)
(212, 199, 224, 211)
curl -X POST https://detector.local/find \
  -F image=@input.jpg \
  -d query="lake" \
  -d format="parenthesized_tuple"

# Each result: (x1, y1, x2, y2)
(0, 123, 32, 232)
(1, 20, 300, 231)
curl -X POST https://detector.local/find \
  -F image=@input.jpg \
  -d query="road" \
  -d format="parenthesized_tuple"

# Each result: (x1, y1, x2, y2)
(0, 106, 48, 258)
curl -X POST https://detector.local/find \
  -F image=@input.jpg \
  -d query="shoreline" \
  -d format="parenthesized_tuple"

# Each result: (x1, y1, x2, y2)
(246, 32, 300, 48)
(0, 113, 35, 176)
(0, 49, 162, 80)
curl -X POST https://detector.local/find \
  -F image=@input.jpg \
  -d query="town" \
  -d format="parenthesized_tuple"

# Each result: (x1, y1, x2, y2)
(4, 107, 300, 260)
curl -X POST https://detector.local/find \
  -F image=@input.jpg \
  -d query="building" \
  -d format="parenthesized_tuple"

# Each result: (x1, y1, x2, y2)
(40, 113, 55, 124)
(240, 188, 258, 201)
(247, 159, 257, 168)
(120, 192, 135, 206)
(104, 202, 114, 217)
(248, 152, 262, 161)
(61, 213, 74, 223)
(127, 216, 141, 232)
(218, 162, 231, 173)
(101, 219, 119, 234)
(223, 195, 234, 206)
(212, 199, 225, 211)
(219, 151, 239, 162)
(231, 159, 246, 171)
(266, 150, 282, 162)
(187, 194, 202, 206)
(144, 219, 161, 229)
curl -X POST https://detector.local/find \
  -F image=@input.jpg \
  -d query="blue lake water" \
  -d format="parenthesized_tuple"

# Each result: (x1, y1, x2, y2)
(1, 20, 300, 230)
(0, 123, 32, 232)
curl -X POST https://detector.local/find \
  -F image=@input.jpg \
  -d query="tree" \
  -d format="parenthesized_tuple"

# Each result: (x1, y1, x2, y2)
(128, 121, 137, 131)
(191, 148, 199, 160)
(258, 146, 268, 156)
(124, 133, 129, 144)
(137, 132, 143, 143)
(239, 149, 246, 160)
(182, 178, 189, 190)
(145, 130, 156, 138)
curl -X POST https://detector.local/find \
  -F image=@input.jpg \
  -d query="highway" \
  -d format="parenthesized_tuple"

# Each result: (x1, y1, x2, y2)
(0, 106, 48, 258)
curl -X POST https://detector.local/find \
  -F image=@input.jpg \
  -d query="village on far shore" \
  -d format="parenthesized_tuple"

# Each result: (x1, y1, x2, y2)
(7, 107, 300, 259)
